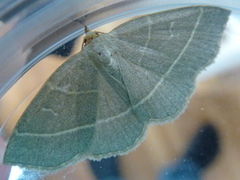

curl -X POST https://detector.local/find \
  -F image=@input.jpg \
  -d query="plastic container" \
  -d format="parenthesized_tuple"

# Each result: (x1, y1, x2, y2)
(0, 0, 240, 179)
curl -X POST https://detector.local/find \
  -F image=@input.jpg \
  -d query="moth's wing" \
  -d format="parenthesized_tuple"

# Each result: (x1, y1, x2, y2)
(4, 50, 145, 171)
(108, 6, 230, 122)
(3, 52, 98, 170)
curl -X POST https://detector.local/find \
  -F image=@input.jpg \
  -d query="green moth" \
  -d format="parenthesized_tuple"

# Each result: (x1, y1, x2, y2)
(4, 6, 230, 172)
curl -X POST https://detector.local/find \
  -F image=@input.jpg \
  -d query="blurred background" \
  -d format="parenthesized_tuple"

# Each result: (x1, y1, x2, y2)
(0, 0, 240, 180)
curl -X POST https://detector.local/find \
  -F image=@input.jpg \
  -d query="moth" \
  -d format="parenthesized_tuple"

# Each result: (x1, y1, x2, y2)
(4, 6, 230, 172)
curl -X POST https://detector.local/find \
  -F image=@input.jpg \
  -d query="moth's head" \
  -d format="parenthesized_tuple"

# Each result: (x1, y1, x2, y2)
(82, 25, 104, 47)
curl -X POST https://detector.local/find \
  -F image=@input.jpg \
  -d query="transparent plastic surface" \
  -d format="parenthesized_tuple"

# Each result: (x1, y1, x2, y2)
(0, 0, 240, 180)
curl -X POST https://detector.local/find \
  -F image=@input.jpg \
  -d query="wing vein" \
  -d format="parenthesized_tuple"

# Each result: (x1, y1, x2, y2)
(137, 16, 153, 65)
(16, 108, 132, 137)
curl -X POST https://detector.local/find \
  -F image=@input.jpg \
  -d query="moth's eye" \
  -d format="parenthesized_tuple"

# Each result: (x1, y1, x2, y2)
(98, 52, 101, 56)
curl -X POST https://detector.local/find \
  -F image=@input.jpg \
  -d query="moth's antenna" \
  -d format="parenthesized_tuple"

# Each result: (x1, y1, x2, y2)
(84, 25, 90, 33)
(74, 18, 89, 33)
